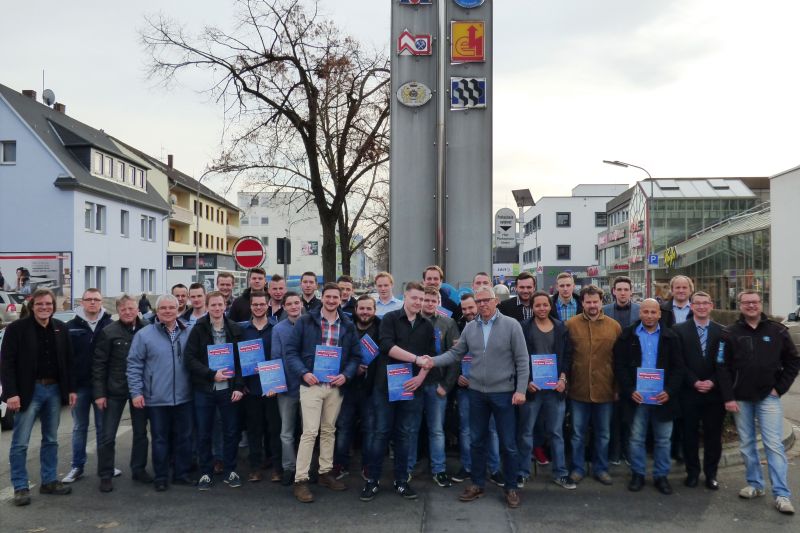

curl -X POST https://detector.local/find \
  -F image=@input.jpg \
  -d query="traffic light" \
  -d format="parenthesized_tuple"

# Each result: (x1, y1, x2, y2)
(276, 237, 291, 265)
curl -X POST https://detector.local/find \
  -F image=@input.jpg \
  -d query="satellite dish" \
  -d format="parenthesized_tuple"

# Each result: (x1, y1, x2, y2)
(42, 89, 56, 106)
(169, 194, 178, 205)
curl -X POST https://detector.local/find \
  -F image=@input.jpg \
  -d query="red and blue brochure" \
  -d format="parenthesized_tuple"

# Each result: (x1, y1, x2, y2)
(313, 345, 342, 383)
(531, 354, 558, 389)
(636, 367, 664, 405)
(387, 363, 414, 402)
(207, 343, 234, 373)
(237, 339, 265, 377)
(257, 361, 287, 395)
(360, 334, 380, 366)
(461, 354, 473, 378)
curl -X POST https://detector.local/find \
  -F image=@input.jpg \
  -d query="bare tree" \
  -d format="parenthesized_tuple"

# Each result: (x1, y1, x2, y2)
(142, 0, 390, 280)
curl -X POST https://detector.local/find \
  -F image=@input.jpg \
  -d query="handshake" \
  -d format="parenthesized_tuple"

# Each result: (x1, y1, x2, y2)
(416, 355, 435, 370)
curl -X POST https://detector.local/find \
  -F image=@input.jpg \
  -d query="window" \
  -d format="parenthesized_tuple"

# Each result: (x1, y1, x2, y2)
(140, 215, 156, 241)
(241, 216, 249, 225)
(116, 161, 125, 181)
(141, 269, 156, 292)
(193, 231, 198, 246)
(84, 202, 106, 233)
(84, 266, 105, 292)
(127, 165, 135, 184)
(121, 268, 129, 293)
(120, 210, 129, 237)
(1, 141, 17, 163)
(260, 236, 269, 246)
(556, 245, 571, 260)
(194, 200, 200, 216)
(595, 212, 608, 228)
(85, 266, 94, 292)
(260, 216, 269, 225)
(92, 151, 104, 174)
(169, 228, 176, 242)
(149, 269, 156, 291)
(556, 212, 571, 228)
(104, 155, 113, 178)
(595, 245, 599, 261)
(136, 169, 144, 188)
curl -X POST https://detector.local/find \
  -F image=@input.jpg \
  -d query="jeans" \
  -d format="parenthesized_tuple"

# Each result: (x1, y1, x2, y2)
(97, 397, 149, 479)
(70, 386, 102, 469)
(469, 389, 518, 491)
(194, 390, 240, 477)
(243, 393, 282, 470)
(517, 391, 568, 478)
(570, 400, 613, 476)
(9, 383, 62, 490)
(277, 394, 300, 471)
(457, 387, 499, 473)
(334, 386, 374, 470)
(734, 394, 791, 498)
(629, 404, 673, 477)
(408, 384, 447, 474)
(368, 389, 423, 482)
(148, 403, 193, 483)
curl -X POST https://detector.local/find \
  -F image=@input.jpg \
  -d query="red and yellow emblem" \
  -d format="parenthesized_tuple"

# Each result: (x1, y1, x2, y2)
(451, 21, 485, 63)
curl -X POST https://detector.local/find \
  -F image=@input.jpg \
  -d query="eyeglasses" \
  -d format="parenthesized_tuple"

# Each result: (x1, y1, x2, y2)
(740, 301, 761, 306)
(475, 298, 495, 305)
(83, 298, 102, 303)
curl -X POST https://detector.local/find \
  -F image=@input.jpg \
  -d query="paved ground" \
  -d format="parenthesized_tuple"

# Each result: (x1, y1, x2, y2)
(1, 384, 798, 533)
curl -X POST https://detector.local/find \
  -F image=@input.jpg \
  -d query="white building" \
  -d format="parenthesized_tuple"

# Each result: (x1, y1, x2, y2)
(520, 183, 628, 292)
(770, 165, 800, 316)
(0, 84, 170, 305)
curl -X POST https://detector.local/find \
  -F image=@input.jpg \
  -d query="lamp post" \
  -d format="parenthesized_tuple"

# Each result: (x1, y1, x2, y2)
(603, 160, 654, 298)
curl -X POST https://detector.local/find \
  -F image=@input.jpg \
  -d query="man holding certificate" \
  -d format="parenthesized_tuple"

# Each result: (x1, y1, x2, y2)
(517, 291, 574, 490)
(284, 283, 361, 503)
(613, 299, 685, 495)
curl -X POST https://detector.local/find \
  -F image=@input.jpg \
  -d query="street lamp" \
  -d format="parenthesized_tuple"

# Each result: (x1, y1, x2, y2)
(603, 160, 655, 297)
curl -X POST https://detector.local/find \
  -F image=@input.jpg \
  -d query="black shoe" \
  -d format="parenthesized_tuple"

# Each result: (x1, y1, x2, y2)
(281, 470, 295, 487)
(13, 489, 31, 506)
(628, 473, 645, 492)
(705, 478, 720, 490)
(132, 470, 154, 484)
(489, 471, 505, 487)
(393, 480, 418, 500)
(654, 477, 673, 495)
(360, 480, 380, 502)
(684, 474, 699, 488)
(452, 468, 470, 483)
(171, 476, 197, 486)
(39, 481, 71, 495)
(154, 480, 168, 492)
(99, 478, 113, 493)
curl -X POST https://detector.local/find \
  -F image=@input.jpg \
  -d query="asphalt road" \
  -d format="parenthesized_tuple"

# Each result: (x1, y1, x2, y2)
(1, 386, 798, 533)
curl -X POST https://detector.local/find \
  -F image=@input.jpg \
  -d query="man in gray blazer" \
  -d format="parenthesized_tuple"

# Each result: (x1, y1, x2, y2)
(419, 286, 529, 509)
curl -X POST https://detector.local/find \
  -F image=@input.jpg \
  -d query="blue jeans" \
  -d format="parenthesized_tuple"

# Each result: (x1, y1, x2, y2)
(147, 403, 193, 483)
(570, 400, 613, 476)
(517, 391, 568, 478)
(70, 386, 102, 469)
(277, 394, 299, 471)
(469, 389, 518, 491)
(334, 386, 374, 470)
(408, 384, 447, 474)
(194, 390, 240, 477)
(734, 394, 791, 498)
(629, 404, 673, 477)
(457, 387, 499, 473)
(368, 389, 423, 482)
(9, 383, 62, 490)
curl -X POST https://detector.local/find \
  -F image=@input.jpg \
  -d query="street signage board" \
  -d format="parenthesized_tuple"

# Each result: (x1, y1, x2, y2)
(451, 21, 485, 63)
(495, 208, 517, 248)
(233, 237, 266, 269)
(397, 29, 432, 56)
(648, 254, 659, 266)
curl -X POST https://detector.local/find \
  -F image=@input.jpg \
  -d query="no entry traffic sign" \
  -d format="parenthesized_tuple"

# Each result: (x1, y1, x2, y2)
(232, 237, 266, 269)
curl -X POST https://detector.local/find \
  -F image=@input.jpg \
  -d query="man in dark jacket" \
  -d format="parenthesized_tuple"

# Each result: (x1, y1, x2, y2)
(498, 271, 536, 321)
(719, 290, 800, 515)
(659, 275, 694, 328)
(1, 288, 76, 506)
(300, 271, 322, 312)
(614, 299, 685, 495)
(549, 272, 583, 322)
(673, 291, 725, 490)
(184, 291, 245, 491)
(93, 294, 150, 492)
(63, 288, 113, 484)
(228, 267, 267, 322)
(285, 283, 361, 502)
(517, 291, 574, 490)
(337, 275, 357, 318)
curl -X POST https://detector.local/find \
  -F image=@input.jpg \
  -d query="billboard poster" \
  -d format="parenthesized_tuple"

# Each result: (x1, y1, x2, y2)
(301, 241, 319, 256)
(0, 252, 73, 303)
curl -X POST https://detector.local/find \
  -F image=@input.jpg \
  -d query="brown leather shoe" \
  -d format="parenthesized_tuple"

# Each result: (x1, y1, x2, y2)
(248, 471, 262, 482)
(459, 484, 485, 502)
(318, 472, 347, 491)
(271, 470, 282, 483)
(505, 489, 521, 508)
(294, 481, 314, 503)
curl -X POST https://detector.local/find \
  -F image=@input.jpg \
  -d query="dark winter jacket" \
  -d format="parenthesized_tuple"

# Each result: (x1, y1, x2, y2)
(66, 309, 113, 388)
(92, 317, 148, 400)
(184, 315, 245, 393)
(521, 317, 572, 400)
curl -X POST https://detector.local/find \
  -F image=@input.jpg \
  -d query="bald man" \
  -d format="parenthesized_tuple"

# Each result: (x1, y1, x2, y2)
(614, 299, 685, 495)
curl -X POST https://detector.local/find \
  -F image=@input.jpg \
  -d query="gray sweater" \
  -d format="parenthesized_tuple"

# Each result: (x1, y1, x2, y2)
(433, 312, 529, 394)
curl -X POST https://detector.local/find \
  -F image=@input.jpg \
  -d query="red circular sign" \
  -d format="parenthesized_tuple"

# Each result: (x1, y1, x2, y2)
(232, 237, 266, 269)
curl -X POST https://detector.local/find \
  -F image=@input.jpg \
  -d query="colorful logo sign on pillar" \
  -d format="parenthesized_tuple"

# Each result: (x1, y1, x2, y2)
(399, 0, 433, 4)
(451, 21, 485, 63)
(453, 0, 486, 8)
(398, 29, 432, 56)
(450, 77, 487, 109)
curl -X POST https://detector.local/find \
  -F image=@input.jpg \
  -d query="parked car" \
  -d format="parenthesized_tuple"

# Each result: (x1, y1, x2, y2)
(784, 307, 800, 351)
(0, 328, 13, 431)
(0, 291, 26, 324)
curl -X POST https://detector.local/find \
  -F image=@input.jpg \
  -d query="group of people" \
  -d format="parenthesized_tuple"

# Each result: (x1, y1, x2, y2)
(1, 268, 798, 516)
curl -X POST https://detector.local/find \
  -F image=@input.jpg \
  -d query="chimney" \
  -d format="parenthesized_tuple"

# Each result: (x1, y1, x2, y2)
(21, 90, 37, 100)
(53, 102, 66, 114)
(167, 154, 174, 168)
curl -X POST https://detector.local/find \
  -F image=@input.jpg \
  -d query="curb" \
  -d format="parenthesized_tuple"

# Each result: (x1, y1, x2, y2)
(718, 418, 796, 468)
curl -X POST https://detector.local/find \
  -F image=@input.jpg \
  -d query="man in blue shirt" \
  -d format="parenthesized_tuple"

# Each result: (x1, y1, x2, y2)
(374, 272, 403, 317)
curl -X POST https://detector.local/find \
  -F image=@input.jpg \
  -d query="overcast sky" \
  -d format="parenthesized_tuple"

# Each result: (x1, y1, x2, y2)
(3, 0, 799, 215)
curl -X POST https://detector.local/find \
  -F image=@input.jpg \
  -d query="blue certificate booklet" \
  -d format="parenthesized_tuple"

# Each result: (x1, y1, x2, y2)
(360, 334, 380, 366)
(636, 367, 664, 405)
(257, 361, 287, 395)
(461, 354, 473, 378)
(237, 339, 265, 377)
(387, 363, 414, 402)
(531, 354, 558, 389)
(434, 328, 442, 354)
(207, 343, 234, 373)
(313, 345, 342, 383)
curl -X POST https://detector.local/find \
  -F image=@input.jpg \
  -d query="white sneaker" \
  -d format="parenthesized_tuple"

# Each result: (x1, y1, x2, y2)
(776, 496, 796, 515)
(61, 467, 83, 484)
(739, 485, 766, 499)
(113, 468, 122, 478)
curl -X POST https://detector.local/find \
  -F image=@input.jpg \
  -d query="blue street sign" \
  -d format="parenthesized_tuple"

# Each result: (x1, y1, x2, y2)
(454, 0, 485, 7)
(648, 254, 659, 266)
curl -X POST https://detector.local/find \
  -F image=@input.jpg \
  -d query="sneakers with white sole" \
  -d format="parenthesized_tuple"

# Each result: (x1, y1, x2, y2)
(775, 496, 795, 515)
(739, 485, 766, 499)
(61, 467, 83, 484)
